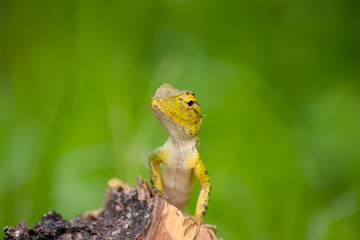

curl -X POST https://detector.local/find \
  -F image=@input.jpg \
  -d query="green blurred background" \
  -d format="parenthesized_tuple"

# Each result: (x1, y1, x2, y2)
(1, 0, 360, 239)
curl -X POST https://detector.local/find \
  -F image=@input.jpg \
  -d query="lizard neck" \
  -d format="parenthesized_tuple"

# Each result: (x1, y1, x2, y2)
(167, 134, 199, 149)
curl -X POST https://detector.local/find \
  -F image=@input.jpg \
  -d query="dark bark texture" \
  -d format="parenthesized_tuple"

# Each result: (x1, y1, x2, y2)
(3, 176, 220, 240)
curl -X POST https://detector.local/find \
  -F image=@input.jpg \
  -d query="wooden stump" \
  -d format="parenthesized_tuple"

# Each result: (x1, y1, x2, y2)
(3, 176, 220, 240)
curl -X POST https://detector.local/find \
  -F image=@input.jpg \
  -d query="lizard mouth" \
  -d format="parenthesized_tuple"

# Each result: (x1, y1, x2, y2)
(151, 97, 199, 124)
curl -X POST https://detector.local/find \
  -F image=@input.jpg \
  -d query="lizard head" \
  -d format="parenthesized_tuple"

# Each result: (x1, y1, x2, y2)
(151, 84, 203, 138)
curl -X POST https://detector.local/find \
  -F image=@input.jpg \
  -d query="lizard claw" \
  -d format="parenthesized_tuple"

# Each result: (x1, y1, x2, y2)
(183, 216, 217, 239)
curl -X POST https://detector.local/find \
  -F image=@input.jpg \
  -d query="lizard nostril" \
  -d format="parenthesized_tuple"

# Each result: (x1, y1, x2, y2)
(187, 101, 194, 107)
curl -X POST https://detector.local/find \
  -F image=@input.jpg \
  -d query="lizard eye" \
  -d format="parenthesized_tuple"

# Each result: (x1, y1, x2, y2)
(187, 100, 194, 107)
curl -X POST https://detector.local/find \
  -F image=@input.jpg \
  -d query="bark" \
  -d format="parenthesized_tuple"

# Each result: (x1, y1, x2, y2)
(3, 176, 220, 240)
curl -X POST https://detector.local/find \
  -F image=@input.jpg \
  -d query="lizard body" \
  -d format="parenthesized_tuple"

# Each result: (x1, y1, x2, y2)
(149, 84, 215, 238)
(155, 136, 197, 210)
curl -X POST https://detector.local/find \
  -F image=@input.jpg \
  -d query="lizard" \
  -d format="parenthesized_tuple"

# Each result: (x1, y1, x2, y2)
(149, 83, 216, 239)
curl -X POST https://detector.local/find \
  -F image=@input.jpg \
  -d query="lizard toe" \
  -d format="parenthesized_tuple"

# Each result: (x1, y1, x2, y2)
(183, 216, 217, 239)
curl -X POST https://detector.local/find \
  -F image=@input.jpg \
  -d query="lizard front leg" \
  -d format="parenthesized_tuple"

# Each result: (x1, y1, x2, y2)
(148, 147, 163, 195)
(184, 159, 217, 239)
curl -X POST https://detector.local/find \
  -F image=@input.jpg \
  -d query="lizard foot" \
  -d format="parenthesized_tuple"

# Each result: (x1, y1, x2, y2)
(183, 216, 217, 240)
(107, 178, 125, 189)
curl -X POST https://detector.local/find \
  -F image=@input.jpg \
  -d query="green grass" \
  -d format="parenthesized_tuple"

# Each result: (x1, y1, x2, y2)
(1, 1, 360, 239)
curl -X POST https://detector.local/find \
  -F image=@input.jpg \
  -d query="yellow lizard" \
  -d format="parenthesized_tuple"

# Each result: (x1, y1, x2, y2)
(149, 84, 216, 239)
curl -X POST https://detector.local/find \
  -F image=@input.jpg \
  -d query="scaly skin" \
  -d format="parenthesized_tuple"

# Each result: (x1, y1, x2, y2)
(149, 84, 216, 239)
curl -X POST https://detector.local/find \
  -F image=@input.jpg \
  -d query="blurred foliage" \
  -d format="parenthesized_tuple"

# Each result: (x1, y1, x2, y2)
(1, 0, 360, 239)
